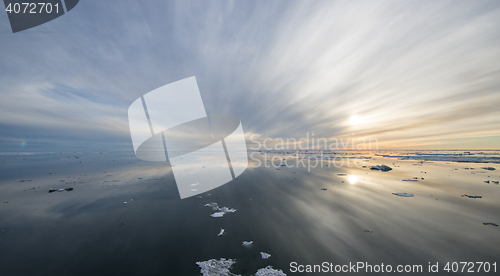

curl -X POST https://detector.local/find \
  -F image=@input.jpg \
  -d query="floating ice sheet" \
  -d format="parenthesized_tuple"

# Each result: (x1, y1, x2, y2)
(211, 212, 225, 218)
(196, 258, 240, 276)
(393, 193, 414, 197)
(260, 252, 271, 259)
(48, 188, 73, 193)
(378, 153, 500, 163)
(461, 194, 482, 199)
(255, 266, 287, 276)
(205, 203, 237, 217)
(370, 165, 392, 171)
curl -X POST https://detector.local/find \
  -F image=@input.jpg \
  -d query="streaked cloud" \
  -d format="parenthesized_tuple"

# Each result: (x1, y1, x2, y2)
(0, 0, 499, 151)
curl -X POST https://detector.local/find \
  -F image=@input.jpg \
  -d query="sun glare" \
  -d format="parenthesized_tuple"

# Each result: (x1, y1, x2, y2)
(349, 115, 361, 125)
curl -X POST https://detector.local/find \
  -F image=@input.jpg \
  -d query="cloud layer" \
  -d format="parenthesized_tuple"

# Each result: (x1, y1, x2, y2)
(1, 0, 499, 151)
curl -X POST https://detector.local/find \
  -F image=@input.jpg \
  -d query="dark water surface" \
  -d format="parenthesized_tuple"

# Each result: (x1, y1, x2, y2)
(0, 152, 499, 275)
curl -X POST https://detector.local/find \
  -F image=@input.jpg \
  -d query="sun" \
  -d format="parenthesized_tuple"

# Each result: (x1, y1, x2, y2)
(349, 115, 361, 125)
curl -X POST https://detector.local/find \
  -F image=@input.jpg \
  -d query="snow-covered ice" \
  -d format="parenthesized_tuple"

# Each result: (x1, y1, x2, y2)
(196, 258, 240, 276)
(260, 252, 271, 259)
(255, 266, 287, 276)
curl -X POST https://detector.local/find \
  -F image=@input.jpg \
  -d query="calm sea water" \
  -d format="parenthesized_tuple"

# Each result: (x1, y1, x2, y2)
(0, 151, 498, 275)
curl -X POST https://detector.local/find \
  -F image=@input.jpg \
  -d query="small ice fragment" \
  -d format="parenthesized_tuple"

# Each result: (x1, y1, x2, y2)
(191, 188, 198, 192)
(370, 165, 392, 171)
(130, 199, 133, 202)
(219, 207, 236, 213)
(242, 241, 253, 246)
(392, 193, 414, 197)
(205, 202, 237, 215)
(123, 202, 127, 204)
(255, 266, 286, 276)
(461, 194, 482, 199)
(260, 252, 271, 259)
(218, 228, 225, 236)
(211, 212, 225, 218)
(191, 182, 200, 186)
(57, 189, 65, 192)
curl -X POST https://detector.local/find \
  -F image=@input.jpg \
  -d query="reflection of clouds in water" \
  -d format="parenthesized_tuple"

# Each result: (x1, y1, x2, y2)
(255, 159, 500, 265)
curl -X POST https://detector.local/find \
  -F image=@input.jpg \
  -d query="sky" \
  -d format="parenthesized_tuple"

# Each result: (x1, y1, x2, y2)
(0, 0, 499, 152)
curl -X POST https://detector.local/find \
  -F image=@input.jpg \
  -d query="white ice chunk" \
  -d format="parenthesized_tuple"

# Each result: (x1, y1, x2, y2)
(392, 193, 414, 197)
(211, 212, 225, 218)
(242, 241, 253, 246)
(218, 228, 225, 236)
(260, 252, 271, 259)
(205, 202, 237, 217)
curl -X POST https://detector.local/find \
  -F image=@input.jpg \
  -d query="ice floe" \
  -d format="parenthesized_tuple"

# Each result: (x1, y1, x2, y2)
(260, 252, 271, 259)
(392, 193, 414, 197)
(211, 212, 225, 218)
(48, 187, 73, 193)
(255, 266, 287, 276)
(205, 203, 237, 217)
(377, 153, 500, 163)
(196, 258, 240, 276)
(461, 194, 482, 199)
(369, 165, 392, 172)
